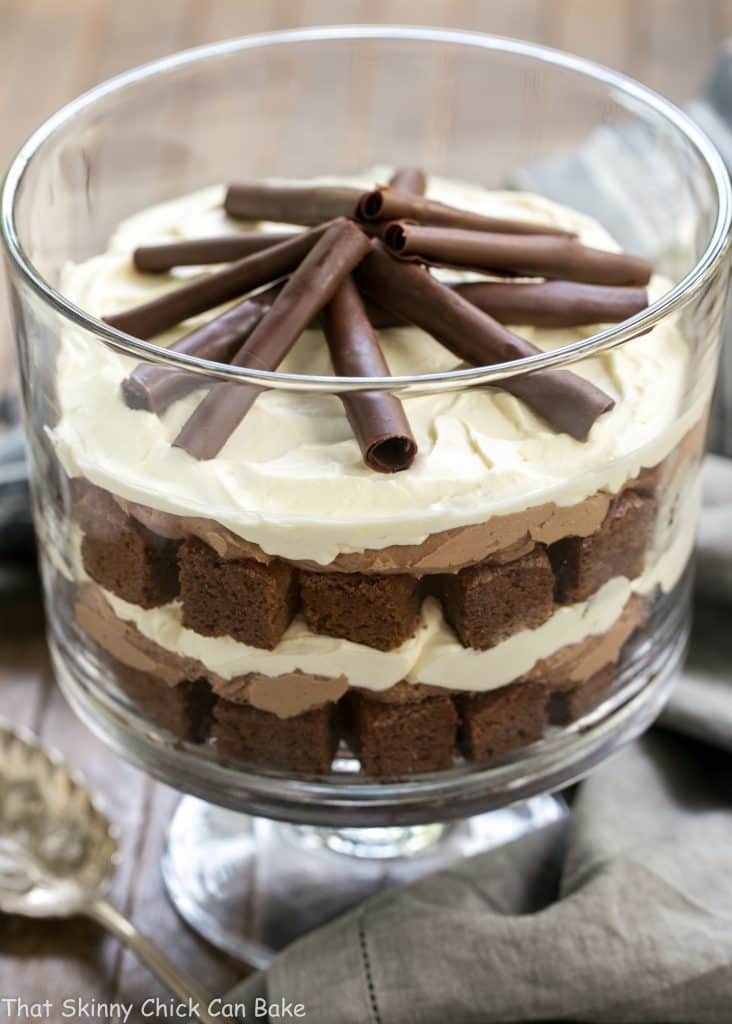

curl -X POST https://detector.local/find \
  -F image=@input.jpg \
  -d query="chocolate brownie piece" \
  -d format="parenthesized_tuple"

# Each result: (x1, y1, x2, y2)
(548, 665, 616, 725)
(299, 571, 421, 651)
(435, 548, 555, 650)
(115, 663, 215, 742)
(178, 538, 298, 649)
(347, 693, 458, 775)
(625, 462, 663, 498)
(77, 485, 180, 607)
(457, 683, 547, 762)
(212, 701, 339, 774)
(549, 491, 655, 604)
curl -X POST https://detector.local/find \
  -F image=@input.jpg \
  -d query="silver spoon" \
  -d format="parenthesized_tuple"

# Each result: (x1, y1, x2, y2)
(0, 719, 219, 1024)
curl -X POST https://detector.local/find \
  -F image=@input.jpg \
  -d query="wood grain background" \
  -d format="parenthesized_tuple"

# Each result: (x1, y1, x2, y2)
(0, 1, 730, 1019)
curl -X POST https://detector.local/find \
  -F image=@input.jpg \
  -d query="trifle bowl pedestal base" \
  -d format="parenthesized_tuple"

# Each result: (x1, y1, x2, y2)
(161, 793, 567, 968)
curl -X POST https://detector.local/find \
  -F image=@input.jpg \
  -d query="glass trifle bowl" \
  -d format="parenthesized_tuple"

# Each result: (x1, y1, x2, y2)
(2, 27, 730, 965)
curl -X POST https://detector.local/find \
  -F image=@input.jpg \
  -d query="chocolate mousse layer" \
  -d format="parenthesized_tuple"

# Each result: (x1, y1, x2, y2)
(112, 488, 615, 576)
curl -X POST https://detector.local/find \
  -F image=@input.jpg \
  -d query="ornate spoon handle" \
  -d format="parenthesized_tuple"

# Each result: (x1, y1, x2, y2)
(84, 897, 220, 1024)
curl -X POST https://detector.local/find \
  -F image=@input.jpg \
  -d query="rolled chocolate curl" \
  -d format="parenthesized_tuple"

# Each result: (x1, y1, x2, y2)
(121, 284, 283, 414)
(358, 187, 575, 238)
(388, 167, 427, 195)
(454, 280, 648, 327)
(363, 300, 410, 330)
(174, 220, 372, 460)
(225, 182, 364, 226)
(322, 276, 417, 473)
(133, 232, 297, 273)
(355, 244, 614, 440)
(384, 223, 653, 287)
(105, 222, 333, 339)
(363, 281, 648, 330)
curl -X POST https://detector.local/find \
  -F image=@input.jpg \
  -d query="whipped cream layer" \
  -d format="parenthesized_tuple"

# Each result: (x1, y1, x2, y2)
(87, 482, 696, 696)
(52, 174, 699, 566)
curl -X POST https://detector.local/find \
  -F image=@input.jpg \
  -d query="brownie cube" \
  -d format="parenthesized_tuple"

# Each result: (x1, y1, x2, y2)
(348, 693, 458, 776)
(212, 701, 339, 774)
(178, 538, 298, 649)
(77, 485, 180, 607)
(548, 665, 616, 725)
(458, 683, 547, 762)
(435, 548, 555, 650)
(300, 571, 421, 651)
(625, 462, 663, 498)
(115, 663, 215, 743)
(549, 491, 655, 604)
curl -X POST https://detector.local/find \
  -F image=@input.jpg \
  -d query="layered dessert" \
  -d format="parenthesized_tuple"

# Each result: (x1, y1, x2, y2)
(49, 169, 706, 777)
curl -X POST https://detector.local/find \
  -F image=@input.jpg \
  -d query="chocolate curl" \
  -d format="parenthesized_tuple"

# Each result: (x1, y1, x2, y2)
(322, 276, 417, 473)
(121, 284, 283, 414)
(384, 223, 653, 287)
(362, 302, 410, 329)
(364, 281, 648, 330)
(225, 183, 364, 226)
(174, 220, 372, 460)
(105, 222, 333, 339)
(358, 187, 575, 238)
(133, 232, 297, 273)
(355, 245, 614, 441)
(388, 167, 427, 195)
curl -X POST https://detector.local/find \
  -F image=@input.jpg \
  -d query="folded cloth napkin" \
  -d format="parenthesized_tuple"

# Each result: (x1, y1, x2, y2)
(225, 733, 732, 1023)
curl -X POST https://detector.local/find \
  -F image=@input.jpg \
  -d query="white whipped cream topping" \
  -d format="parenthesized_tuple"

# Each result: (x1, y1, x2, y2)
(52, 175, 700, 565)
(97, 481, 697, 693)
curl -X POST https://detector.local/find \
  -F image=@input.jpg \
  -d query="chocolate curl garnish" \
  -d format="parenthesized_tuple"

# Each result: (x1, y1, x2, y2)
(383, 223, 653, 287)
(135, 226, 389, 271)
(358, 187, 575, 238)
(133, 232, 297, 272)
(225, 183, 365, 226)
(362, 302, 410, 329)
(355, 244, 614, 441)
(121, 284, 283, 414)
(174, 220, 372, 460)
(105, 222, 333, 338)
(322, 276, 417, 473)
(364, 282, 648, 330)
(388, 167, 427, 195)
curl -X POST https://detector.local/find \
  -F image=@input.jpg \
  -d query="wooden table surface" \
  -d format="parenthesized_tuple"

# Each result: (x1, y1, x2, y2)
(0, 1, 730, 1019)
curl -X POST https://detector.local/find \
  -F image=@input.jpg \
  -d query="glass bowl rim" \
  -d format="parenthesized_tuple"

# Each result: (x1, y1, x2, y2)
(2, 24, 731, 396)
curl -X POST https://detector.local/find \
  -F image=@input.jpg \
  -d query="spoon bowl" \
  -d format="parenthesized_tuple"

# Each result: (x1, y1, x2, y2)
(0, 719, 220, 1024)
(0, 722, 117, 917)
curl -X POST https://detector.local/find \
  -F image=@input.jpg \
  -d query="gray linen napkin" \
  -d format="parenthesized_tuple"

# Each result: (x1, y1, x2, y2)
(225, 734, 732, 1023)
